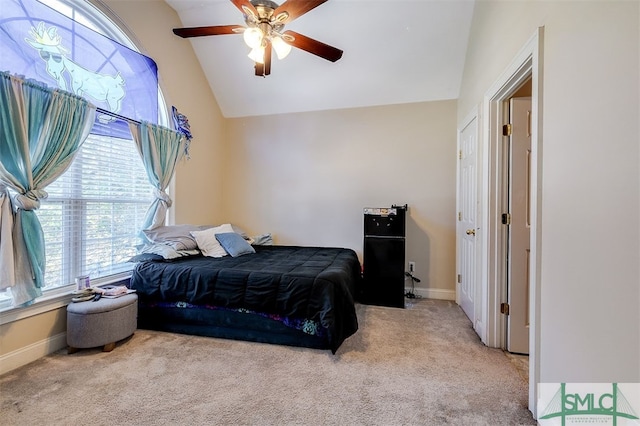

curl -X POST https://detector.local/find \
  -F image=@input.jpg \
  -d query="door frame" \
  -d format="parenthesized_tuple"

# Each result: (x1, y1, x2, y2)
(480, 27, 544, 416)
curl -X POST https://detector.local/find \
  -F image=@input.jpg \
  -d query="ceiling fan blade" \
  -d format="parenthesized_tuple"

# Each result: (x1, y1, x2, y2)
(283, 30, 343, 62)
(274, 0, 328, 24)
(231, 0, 259, 19)
(173, 25, 244, 38)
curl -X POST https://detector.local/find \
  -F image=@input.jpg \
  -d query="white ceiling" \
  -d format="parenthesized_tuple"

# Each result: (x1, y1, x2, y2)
(165, 0, 475, 118)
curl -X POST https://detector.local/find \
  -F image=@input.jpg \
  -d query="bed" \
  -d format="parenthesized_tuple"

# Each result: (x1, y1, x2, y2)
(129, 244, 361, 353)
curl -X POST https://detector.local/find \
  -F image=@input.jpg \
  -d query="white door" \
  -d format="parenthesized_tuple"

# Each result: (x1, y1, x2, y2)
(507, 97, 531, 354)
(458, 116, 478, 325)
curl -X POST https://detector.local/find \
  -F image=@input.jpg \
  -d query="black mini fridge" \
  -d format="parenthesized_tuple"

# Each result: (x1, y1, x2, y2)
(361, 205, 407, 308)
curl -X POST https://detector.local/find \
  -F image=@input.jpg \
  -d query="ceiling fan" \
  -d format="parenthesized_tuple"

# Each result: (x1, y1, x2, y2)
(172, 0, 343, 77)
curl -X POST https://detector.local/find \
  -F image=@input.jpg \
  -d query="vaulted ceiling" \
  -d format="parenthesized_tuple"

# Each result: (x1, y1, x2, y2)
(165, 0, 475, 118)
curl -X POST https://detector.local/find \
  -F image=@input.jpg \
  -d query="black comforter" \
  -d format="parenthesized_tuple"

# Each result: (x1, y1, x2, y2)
(130, 245, 360, 352)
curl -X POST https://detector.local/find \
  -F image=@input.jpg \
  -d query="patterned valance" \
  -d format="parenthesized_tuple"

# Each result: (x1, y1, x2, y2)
(0, 0, 158, 138)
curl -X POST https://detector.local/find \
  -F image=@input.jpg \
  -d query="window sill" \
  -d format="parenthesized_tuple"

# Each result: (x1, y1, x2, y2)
(0, 273, 132, 326)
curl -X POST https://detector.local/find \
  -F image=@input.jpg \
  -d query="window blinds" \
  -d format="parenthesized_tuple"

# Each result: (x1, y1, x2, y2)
(39, 128, 152, 289)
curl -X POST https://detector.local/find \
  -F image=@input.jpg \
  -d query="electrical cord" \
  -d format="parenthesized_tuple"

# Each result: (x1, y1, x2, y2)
(404, 272, 422, 299)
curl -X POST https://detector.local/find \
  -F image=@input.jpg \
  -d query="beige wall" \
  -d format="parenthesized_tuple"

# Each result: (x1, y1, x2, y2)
(223, 101, 458, 297)
(104, 0, 225, 225)
(458, 0, 639, 384)
(1, 309, 66, 354)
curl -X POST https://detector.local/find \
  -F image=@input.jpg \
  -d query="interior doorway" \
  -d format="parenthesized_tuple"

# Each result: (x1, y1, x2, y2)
(481, 29, 543, 417)
(504, 81, 532, 356)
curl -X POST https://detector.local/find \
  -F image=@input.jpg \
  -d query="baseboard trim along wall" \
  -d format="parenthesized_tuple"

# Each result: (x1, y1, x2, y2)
(407, 287, 456, 301)
(0, 332, 67, 376)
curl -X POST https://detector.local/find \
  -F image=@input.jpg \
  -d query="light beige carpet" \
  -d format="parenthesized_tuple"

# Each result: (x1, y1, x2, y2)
(1, 299, 535, 425)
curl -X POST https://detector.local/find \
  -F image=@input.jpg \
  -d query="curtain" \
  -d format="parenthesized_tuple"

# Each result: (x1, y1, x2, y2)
(129, 121, 186, 234)
(0, 183, 14, 292)
(0, 71, 96, 306)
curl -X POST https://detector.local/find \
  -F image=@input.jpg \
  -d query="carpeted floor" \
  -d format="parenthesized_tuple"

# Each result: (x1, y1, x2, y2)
(0, 299, 535, 425)
(504, 351, 530, 383)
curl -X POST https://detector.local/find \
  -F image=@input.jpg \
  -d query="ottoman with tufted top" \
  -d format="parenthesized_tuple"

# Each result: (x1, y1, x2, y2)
(66, 293, 138, 353)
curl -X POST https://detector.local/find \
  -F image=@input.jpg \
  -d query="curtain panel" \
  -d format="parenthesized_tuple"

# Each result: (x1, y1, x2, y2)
(129, 121, 186, 235)
(0, 71, 96, 306)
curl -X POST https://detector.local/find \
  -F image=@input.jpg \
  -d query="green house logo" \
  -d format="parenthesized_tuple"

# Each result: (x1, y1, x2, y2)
(539, 383, 639, 425)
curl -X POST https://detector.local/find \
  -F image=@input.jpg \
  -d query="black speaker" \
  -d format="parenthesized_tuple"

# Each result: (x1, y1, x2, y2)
(363, 209, 406, 237)
(361, 205, 407, 308)
(363, 237, 405, 308)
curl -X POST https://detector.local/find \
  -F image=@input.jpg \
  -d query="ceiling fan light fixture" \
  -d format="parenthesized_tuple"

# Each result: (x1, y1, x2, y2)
(248, 46, 265, 64)
(173, 0, 342, 76)
(243, 27, 263, 48)
(272, 35, 292, 60)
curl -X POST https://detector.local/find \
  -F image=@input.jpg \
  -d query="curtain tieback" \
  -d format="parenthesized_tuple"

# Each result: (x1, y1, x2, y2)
(153, 188, 172, 207)
(13, 189, 48, 211)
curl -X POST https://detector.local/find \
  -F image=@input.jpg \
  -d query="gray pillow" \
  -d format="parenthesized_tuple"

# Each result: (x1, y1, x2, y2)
(251, 233, 273, 246)
(140, 243, 200, 260)
(230, 224, 249, 239)
(143, 224, 210, 250)
(128, 253, 164, 262)
(215, 232, 256, 257)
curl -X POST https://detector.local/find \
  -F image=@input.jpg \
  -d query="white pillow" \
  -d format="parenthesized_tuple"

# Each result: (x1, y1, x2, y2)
(191, 223, 234, 257)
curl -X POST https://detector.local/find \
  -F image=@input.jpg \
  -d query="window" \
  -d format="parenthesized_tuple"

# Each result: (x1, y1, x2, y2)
(38, 131, 152, 289)
(0, 0, 168, 308)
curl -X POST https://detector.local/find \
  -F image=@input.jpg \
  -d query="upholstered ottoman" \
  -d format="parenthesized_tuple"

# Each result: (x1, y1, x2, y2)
(66, 293, 138, 353)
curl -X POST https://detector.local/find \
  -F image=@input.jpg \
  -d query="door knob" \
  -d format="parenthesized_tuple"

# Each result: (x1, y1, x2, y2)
(466, 229, 476, 236)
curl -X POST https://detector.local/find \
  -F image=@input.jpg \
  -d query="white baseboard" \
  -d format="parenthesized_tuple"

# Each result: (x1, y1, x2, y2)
(407, 287, 456, 301)
(0, 332, 67, 376)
